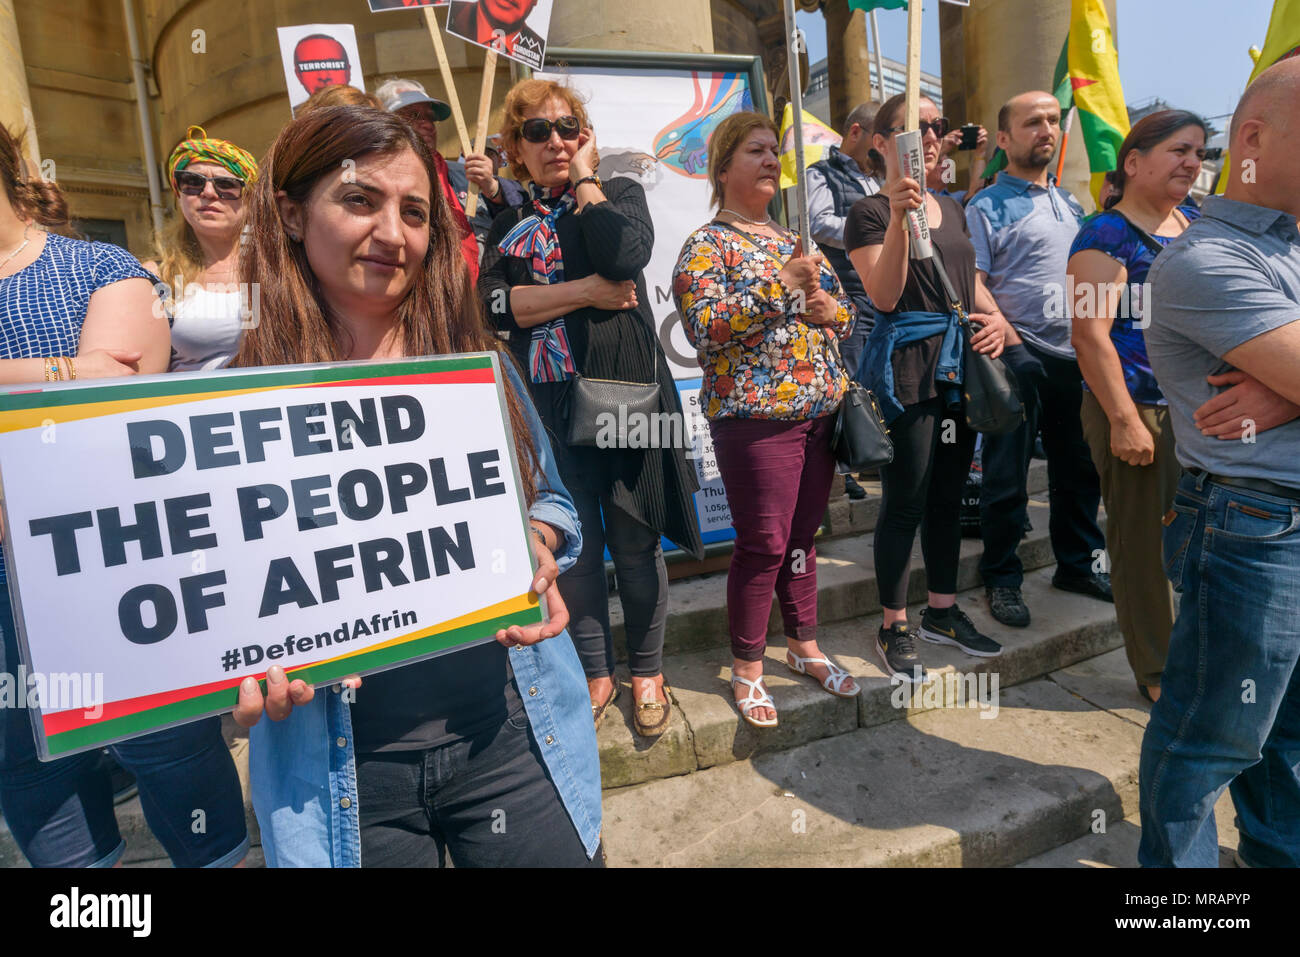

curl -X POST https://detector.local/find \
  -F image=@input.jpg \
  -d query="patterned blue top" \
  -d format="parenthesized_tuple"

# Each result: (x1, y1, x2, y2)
(1069, 205, 1202, 406)
(0, 231, 155, 583)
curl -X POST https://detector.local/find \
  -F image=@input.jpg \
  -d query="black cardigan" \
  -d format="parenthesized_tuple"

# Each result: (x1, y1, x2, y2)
(479, 177, 704, 560)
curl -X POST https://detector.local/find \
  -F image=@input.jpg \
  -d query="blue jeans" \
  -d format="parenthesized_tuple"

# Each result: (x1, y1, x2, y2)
(0, 589, 248, 867)
(1139, 471, 1300, 867)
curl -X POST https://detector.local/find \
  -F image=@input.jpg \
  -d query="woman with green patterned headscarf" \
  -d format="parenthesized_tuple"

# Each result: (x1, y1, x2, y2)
(145, 125, 259, 371)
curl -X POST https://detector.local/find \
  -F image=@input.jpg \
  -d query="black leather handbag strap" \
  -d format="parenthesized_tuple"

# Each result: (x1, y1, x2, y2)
(1113, 209, 1169, 258)
(928, 241, 969, 323)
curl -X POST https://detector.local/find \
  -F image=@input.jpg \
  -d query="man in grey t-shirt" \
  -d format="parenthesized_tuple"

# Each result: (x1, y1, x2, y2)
(1140, 58, 1300, 867)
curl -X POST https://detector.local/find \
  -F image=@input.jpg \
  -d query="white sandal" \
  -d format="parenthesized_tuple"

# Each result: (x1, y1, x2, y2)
(731, 674, 779, 728)
(786, 651, 861, 698)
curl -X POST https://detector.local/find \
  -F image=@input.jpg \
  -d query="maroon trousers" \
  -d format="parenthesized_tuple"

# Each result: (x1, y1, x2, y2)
(710, 414, 837, 662)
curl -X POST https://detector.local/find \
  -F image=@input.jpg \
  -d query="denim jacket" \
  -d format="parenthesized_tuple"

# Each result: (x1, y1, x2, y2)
(248, 358, 601, 866)
(857, 309, 964, 423)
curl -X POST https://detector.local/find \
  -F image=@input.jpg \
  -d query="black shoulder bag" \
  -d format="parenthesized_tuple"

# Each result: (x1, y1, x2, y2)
(715, 220, 893, 470)
(930, 244, 1024, 435)
(565, 316, 662, 448)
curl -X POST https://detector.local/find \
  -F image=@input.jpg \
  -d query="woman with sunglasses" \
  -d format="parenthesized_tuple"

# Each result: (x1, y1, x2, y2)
(0, 123, 250, 869)
(143, 127, 258, 372)
(230, 103, 601, 867)
(480, 79, 704, 739)
(845, 93, 1014, 682)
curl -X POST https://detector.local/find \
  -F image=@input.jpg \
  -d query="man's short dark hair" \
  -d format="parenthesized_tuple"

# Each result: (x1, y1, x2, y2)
(997, 102, 1012, 133)
(844, 102, 878, 137)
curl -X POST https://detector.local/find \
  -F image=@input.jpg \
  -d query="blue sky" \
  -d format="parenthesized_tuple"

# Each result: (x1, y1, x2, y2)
(797, 0, 1276, 128)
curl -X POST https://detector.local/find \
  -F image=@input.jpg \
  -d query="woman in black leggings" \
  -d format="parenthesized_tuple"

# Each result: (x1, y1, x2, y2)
(846, 93, 1016, 682)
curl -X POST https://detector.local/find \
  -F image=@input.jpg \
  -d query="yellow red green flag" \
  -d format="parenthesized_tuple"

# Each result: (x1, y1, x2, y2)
(1052, 0, 1129, 205)
(778, 103, 842, 190)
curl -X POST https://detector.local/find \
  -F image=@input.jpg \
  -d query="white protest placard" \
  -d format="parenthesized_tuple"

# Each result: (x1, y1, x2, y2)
(0, 354, 542, 758)
(445, 0, 554, 71)
(276, 23, 366, 113)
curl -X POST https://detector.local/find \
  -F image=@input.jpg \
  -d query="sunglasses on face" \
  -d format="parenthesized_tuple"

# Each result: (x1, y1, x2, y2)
(519, 115, 581, 144)
(884, 118, 951, 139)
(174, 169, 245, 200)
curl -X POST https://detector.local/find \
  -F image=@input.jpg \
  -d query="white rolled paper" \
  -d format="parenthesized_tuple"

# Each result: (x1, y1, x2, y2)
(895, 129, 933, 260)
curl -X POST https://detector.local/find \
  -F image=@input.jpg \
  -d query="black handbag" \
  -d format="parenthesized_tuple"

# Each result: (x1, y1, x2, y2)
(930, 244, 1024, 436)
(565, 319, 662, 448)
(827, 335, 894, 470)
(713, 220, 893, 470)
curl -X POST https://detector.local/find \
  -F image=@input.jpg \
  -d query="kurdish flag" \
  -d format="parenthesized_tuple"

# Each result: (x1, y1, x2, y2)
(1246, 0, 1300, 85)
(848, 0, 908, 11)
(1052, 0, 1129, 205)
(779, 103, 842, 189)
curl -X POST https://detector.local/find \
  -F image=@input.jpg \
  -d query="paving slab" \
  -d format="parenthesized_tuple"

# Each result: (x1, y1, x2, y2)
(601, 677, 1145, 867)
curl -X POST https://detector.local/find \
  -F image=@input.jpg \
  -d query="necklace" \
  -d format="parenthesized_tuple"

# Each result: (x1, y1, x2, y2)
(0, 224, 34, 272)
(721, 208, 773, 226)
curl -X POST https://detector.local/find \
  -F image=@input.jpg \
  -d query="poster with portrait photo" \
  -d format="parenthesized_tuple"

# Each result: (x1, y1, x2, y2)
(276, 23, 365, 113)
(445, 0, 554, 71)
(366, 0, 449, 11)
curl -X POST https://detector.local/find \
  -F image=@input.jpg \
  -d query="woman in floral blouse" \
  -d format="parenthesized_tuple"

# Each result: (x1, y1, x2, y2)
(671, 110, 859, 729)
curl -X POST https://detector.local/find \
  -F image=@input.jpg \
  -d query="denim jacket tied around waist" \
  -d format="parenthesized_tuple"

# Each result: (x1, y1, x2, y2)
(247, 358, 600, 867)
(857, 309, 965, 424)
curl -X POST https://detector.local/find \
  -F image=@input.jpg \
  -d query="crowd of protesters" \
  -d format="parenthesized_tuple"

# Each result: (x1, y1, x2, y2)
(1, 52, 1298, 869)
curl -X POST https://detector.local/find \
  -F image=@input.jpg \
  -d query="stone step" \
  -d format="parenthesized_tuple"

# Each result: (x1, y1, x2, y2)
(617, 483, 1084, 659)
(596, 563, 1121, 789)
(600, 648, 1186, 867)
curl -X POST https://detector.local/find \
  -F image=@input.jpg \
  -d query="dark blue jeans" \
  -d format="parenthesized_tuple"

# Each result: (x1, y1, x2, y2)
(979, 343, 1104, 587)
(355, 697, 604, 867)
(0, 589, 248, 867)
(1139, 472, 1300, 867)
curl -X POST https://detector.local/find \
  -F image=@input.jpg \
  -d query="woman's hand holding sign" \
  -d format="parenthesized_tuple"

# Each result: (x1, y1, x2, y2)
(496, 521, 570, 648)
(233, 668, 362, 727)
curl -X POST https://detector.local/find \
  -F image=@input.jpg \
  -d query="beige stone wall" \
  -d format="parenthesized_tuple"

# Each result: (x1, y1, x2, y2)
(10, 0, 153, 255)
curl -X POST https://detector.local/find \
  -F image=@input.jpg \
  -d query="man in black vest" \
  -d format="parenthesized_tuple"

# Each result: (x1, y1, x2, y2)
(807, 102, 883, 499)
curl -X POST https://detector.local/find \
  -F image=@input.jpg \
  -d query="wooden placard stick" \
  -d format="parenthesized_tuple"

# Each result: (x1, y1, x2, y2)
(422, 7, 473, 158)
(904, 0, 922, 130)
(466, 48, 499, 218)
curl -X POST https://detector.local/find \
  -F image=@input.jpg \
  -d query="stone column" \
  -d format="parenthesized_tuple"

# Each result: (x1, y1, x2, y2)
(0, 0, 40, 165)
(550, 0, 713, 53)
(823, 0, 873, 131)
(943, 0, 1119, 210)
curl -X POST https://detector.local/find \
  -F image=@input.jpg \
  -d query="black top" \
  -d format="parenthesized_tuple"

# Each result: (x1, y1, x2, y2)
(351, 642, 522, 753)
(845, 193, 977, 407)
(479, 176, 704, 559)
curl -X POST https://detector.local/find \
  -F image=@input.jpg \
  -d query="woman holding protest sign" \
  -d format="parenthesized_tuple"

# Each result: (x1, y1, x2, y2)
(0, 123, 249, 868)
(230, 103, 602, 867)
(479, 79, 703, 740)
(143, 126, 259, 372)
(671, 110, 859, 729)
(846, 93, 1013, 684)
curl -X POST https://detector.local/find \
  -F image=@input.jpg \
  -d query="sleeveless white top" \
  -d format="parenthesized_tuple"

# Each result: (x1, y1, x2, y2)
(168, 285, 245, 371)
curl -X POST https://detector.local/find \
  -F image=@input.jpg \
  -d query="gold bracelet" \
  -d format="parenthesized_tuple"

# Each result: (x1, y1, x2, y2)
(68, 356, 77, 380)
(43, 356, 51, 382)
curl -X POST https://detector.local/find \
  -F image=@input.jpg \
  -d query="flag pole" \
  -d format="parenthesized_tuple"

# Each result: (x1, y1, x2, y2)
(869, 10, 887, 102)
(896, 0, 932, 258)
(783, 0, 810, 250)
(1055, 105, 1076, 184)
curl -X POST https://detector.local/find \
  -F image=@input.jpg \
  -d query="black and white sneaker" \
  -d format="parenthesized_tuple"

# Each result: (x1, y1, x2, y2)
(876, 622, 928, 683)
(919, 603, 1003, 657)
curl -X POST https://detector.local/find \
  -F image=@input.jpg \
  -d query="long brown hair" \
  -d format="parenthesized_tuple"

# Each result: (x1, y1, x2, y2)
(234, 104, 541, 503)
(0, 125, 69, 229)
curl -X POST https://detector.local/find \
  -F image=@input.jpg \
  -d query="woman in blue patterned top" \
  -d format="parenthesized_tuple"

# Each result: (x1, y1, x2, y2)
(0, 124, 249, 868)
(1068, 110, 1208, 704)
